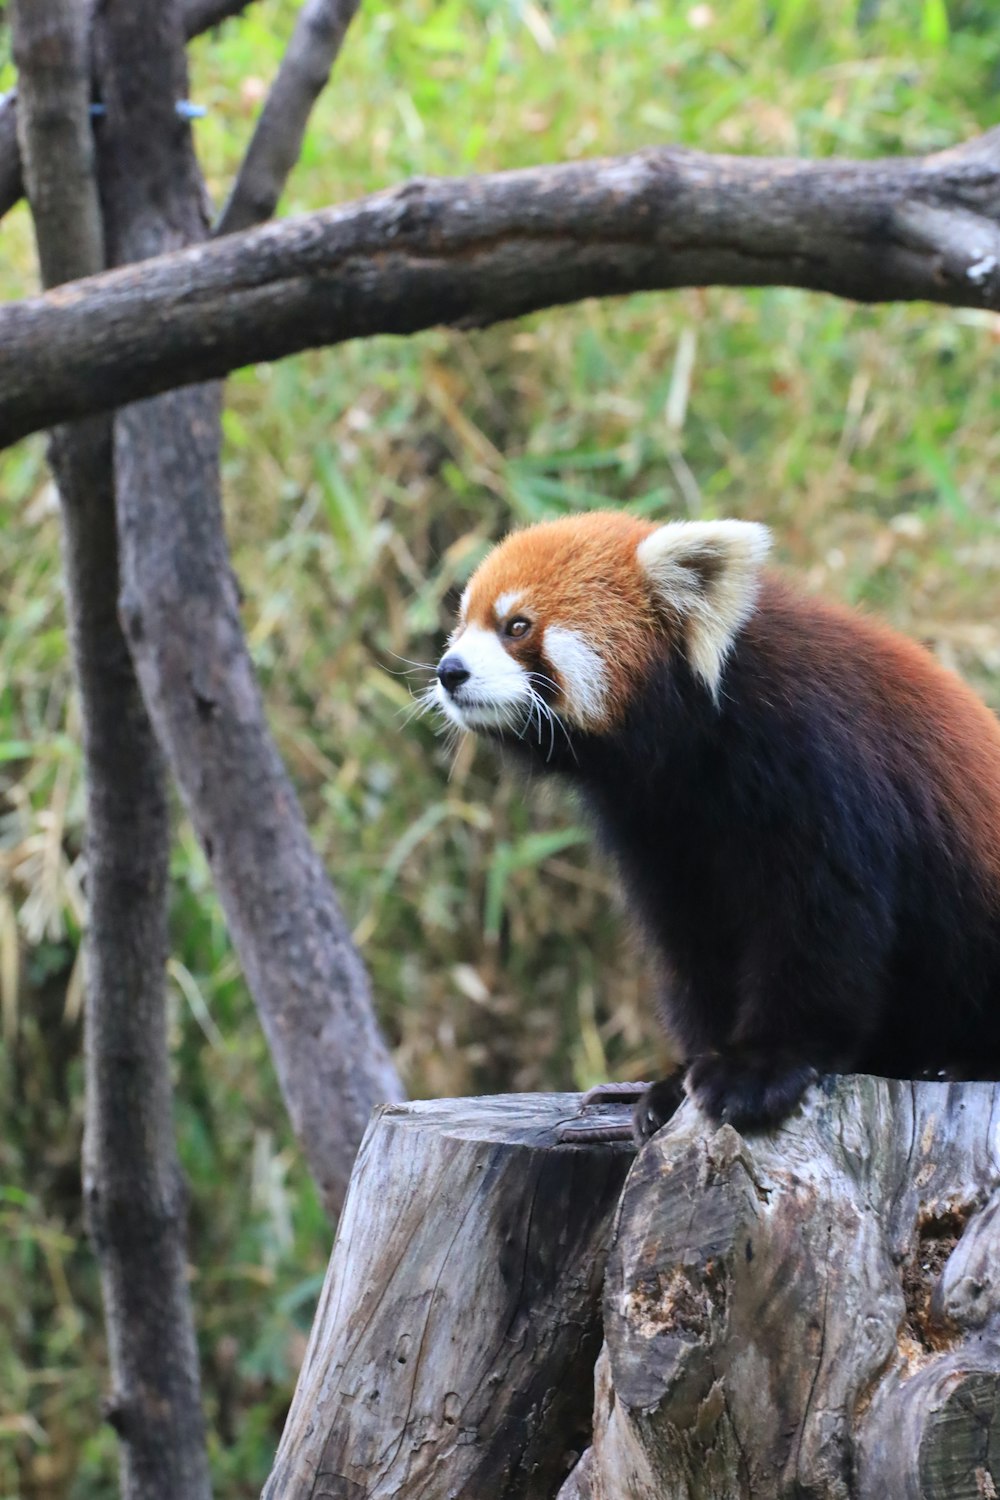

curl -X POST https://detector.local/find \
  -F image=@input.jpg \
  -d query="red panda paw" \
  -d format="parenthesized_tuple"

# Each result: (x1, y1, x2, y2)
(631, 1073, 686, 1144)
(685, 1050, 818, 1133)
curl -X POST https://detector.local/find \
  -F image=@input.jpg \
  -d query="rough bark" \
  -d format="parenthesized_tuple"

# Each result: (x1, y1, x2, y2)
(565, 1075, 1000, 1500)
(0, 0, 259, 222)
(264, 1094, 635, 1500)
(94, 0, 403, 1223)
(10, 2, 210, 1496)
(216, 0, 359, 236)
(3, 129, 1000, 446)
(11, 0, 102, 284)
(70, 434, 212, 1500)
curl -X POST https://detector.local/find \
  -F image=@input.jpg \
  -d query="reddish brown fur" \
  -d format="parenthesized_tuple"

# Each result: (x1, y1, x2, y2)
(442, 510, 1000, 1125)
(466, 514, 1000, 880)
(462, 512, 663, 727)
(750, 580, 1000, 891)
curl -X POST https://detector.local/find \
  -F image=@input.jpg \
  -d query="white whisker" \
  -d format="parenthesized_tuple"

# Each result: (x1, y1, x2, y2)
(400, 684, 440, 726)
(388, 650, 438, 672)
(528, 683, 576, 765)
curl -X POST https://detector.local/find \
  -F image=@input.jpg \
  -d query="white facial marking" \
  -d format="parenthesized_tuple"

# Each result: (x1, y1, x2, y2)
(434, 624, 532, 731)
(544, 626, 609, 728)
(636, 519, 771, 699)
(494, 589, 524, 620)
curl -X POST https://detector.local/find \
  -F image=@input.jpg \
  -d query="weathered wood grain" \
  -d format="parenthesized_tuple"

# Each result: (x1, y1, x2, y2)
(566, 1075, 1000, 1500)
(263, 1094, 634, 1500)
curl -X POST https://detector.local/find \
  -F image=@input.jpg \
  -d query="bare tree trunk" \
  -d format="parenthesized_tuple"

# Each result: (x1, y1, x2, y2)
(0, 0, 258, 220)
(10, 3, 211, 1496)
(2, 128, 1000, 445)
(265, 1094, 634, 1500)
(567, 1076, 1000, 1500)
(93, 0, 403, 1221)
(69, 435, 212, 1500)
(11, 9, 102, 285)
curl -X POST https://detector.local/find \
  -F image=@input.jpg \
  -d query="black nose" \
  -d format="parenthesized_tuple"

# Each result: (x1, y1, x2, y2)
(437, 654, 471, 696)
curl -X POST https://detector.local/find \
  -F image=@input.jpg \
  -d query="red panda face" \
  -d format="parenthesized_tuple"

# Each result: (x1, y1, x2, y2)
(432, 512, 771, 739)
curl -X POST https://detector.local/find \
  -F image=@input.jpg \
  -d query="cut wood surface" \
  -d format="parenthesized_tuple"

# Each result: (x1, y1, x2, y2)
(563, 1075, 1000, 1500)
(263, 1094, 635, 1500)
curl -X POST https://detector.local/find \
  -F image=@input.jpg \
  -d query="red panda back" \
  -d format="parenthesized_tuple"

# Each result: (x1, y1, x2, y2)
(747, 578, 1000, 893)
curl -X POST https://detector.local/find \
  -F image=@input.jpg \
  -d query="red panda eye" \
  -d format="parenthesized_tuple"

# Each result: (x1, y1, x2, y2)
(505, 616, 532, 640)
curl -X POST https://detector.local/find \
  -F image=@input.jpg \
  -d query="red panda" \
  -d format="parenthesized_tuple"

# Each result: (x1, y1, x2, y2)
(430, 510, 1000, 1137)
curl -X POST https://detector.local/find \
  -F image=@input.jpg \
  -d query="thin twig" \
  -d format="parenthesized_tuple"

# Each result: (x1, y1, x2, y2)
(216, 0, 359, 235)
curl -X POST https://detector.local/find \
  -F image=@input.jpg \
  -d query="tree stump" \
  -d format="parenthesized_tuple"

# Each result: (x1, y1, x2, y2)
(561, 1075, 1000, 1500)
(263, 1094, 634, 1500)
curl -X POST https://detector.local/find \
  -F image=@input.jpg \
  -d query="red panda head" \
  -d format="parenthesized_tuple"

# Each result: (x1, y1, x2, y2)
(433, 511, 771, 737)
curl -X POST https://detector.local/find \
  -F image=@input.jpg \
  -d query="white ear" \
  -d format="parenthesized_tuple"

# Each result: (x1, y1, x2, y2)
(636, 520, 771, 697)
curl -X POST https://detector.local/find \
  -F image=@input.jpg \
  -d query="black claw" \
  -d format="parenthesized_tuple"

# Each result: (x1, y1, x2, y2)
(631, 1073, 686, 1144)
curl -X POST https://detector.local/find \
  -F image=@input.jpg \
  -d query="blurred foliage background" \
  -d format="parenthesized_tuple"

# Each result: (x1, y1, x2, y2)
(2, 0, 1000, 1493)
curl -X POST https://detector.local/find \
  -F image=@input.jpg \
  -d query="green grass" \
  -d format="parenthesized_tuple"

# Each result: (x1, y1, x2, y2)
(3, 1, 1000, 1493)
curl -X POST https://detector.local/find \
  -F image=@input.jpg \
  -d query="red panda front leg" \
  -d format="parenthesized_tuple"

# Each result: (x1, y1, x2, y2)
(560, 1059, 815, 1142)
(681, 1050, 818, 1133)
(677, 908, 886, 1133)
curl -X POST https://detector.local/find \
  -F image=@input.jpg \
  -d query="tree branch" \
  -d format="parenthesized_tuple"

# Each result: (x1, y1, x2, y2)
(10, 2, 210, 1496)
(2, 131, 1000, 448)
(181, 0, 258, 36)
(0, 0, 259, 222)
(216, 0, 359, 236)
(95, 0, 404, 1223)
